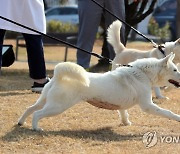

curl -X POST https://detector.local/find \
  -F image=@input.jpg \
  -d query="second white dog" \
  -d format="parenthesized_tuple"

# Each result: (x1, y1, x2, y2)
(107, 20, 180, 99)
(18, 53, 180, 131)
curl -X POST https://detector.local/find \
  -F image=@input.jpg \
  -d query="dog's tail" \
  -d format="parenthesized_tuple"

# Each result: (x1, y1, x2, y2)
(107, 20, 125, 54)
(53, 62, 90, 87)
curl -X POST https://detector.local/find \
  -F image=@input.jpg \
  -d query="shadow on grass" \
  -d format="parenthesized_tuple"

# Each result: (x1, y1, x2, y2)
(1, 125, 142, 142)
(0, 91, 33, 96)
(47, 127, 142, 142)
(0, 69, 53, 92)
(0, 69, 30, 92)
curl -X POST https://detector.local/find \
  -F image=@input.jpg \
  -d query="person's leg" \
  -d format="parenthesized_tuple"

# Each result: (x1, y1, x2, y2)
(88, 30, 110, 73)
(0, 29, 6, 72)
(88, 12, 110, 72)
(77, 0, 104, 68)
(101, 32, 109, 59)
(99, 14, 110, 60)
(105, 0, 126, 60)
(23, 33, 48, 92)
(23, 33, 46, 81)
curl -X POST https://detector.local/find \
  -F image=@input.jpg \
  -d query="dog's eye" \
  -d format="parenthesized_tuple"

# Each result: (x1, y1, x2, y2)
(174, 69, 177, 72)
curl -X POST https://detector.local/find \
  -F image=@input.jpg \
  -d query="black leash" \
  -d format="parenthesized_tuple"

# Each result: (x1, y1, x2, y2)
(91, 0, 166, 56)
(157, 44, 166, 57)
(0, 0, 166, 64)
(91, 0, 157, 46)
(0, 15, 112, 63)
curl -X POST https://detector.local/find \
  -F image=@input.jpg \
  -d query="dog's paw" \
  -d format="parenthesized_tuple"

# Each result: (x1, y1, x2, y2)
(17, 122, 23, 126)
(17, 120, 26, 126)
(176, 116, 180, 122)
(32, 127, 43, 131)
(122, 120, 132, 126)
(156, 95, 169, 100)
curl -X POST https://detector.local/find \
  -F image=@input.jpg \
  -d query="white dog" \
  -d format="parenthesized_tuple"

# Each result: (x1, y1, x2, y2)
(18, 53, 180, 131)
(107, 20, 180, 99)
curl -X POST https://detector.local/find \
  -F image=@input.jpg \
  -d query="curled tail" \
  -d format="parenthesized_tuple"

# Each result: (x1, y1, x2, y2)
(107, 20, 125, 54)
(53, 62, 90, 87)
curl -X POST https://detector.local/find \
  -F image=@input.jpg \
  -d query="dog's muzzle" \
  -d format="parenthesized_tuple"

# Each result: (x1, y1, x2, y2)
(168, 79, 180, 88)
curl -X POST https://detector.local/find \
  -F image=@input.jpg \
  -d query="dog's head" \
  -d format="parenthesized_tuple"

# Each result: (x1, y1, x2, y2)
(165, 38, 180, 63)
(158, 53, 180, 88)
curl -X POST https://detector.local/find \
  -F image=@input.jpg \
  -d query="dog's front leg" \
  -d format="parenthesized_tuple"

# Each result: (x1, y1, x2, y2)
(140, 102, 180, 122)
(154, 87, 165, 99)
(117, 110, 131, 126)
(154, 87, 169, 99)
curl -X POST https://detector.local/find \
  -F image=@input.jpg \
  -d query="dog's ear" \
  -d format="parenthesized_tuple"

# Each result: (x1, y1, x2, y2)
(175, 38, 180, 45)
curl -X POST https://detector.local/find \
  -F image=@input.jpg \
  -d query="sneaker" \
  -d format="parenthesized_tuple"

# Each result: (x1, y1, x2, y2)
(31, 78, 50, 93)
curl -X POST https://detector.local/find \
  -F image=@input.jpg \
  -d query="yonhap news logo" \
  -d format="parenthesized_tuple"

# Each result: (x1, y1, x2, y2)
(142, 131, 158, 148)
(142, 131, 180, 148)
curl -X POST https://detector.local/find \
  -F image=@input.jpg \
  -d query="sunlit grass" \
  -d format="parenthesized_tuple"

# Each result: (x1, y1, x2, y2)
(1, 39, 179, 153)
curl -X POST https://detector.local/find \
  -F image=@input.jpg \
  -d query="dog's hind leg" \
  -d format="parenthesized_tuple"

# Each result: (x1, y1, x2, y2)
(18, 82, 51, 126)
(140, 102, 180, 122)
(117, 110, 131, 126)
(32, 100, 77, 131)
(18, 96, 46, 126)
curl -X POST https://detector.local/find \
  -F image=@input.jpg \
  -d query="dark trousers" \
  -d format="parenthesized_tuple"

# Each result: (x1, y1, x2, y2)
(0, 29, 46, 79)
(77, 0, 125, 68)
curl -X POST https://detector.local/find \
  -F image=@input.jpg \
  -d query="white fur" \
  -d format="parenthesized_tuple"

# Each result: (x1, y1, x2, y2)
(18, 55, 180, 131)
(107, 20, 180, 99)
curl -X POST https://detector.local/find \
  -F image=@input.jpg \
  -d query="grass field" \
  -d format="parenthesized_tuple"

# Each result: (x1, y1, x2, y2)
(0, 39, 180, 154)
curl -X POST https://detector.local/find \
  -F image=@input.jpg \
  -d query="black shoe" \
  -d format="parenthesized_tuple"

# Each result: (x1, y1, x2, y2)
(89, 60, 111, 73)
(31, 78, 50, 93)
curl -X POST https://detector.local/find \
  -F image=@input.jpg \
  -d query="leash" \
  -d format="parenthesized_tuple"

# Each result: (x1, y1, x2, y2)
(0, 1, 166, 64)
(90, 0, 166, 55)
(0, 15, 112, 64)
(157, 45, 166, 57)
